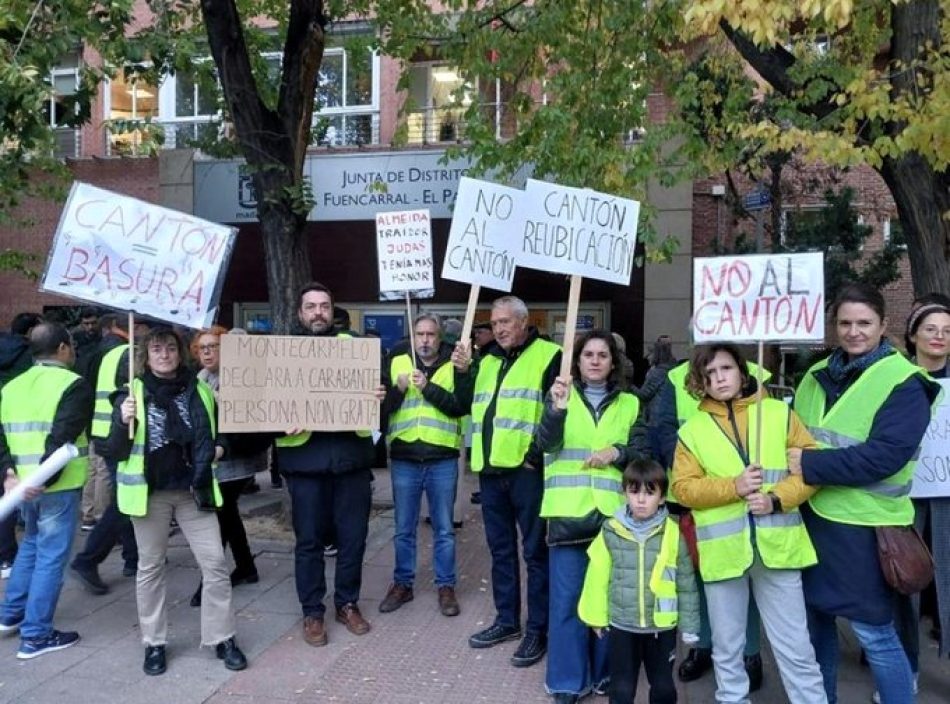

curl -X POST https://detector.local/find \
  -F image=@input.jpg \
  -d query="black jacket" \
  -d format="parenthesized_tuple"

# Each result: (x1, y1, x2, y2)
(0, 333, 31, 389)
(276, 327, 377, 476)
(0, 361, 94, 487)
(101, 374, 216, 491)
(383, 342, 474, 462)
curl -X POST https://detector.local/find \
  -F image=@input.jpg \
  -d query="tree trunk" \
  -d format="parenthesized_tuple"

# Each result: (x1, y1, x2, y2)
(259, 205, 312, 334)
(880, 156, 950, 298)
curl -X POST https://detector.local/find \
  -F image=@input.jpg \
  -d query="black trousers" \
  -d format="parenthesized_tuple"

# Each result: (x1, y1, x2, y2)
(72, 460, 137, 570)
(286, 469, 372, 617)
(217, 477, 255, 574)
(608, 627, 677, 704)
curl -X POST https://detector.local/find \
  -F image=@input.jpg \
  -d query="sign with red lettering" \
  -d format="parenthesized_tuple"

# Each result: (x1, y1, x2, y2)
(517, 179, 640, 285)
(911, 380, 950, 498)
(442, 177, 519, 292)
(692, 252, 825, 342)
(41, 182, 237, 329)
(375, 208, 434, 300)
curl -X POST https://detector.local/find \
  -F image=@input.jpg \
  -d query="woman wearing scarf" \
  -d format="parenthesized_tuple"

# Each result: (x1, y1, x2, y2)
(103, 327, 246, 676)
(671, 343, 826, 704)
(535, 330, 650, 703)
(790, 284, 941, 704)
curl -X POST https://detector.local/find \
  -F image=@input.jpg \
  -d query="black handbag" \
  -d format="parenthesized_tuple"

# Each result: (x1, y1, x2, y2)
(546, 510, 606, 547)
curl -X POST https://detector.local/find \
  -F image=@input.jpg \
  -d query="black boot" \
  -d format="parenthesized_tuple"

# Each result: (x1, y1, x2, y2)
(215, 637, 248, 671)
(143, 645, 166, 675)
(678, 647, 713, 682)
(745, 653, 763, 692)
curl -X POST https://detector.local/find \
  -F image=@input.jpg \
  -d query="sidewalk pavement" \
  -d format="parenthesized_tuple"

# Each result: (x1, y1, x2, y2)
(1, 468, 947, 703)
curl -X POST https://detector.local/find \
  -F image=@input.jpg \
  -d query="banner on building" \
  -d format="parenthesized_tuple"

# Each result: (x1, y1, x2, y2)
(376, 208, 434, 301)
(441, 177, 519, 292)
(41, 182, 237, 329)
(912, 380, 950, 499)
(217, 334, 381, 433)
(516, 179, 640, 286)
(691, 252, 825, 343)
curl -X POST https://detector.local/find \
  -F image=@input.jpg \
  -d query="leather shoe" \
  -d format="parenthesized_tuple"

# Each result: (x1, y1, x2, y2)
(70, 563, 108, 596)
(302, 615, 327, 647)
(379, 583, 413, 613)
(230, 567, 259, 586)
(215, 637, 248, 671)
(336, 603, 370, 635)
(678, 647, 713, 682)
(438, 586, 460, 617)
(744, 653, 763, 692)
(143, 645, 166, 676)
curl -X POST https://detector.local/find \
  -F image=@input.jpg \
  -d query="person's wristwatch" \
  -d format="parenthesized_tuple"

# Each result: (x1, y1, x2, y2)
(768, 493, 782, 513)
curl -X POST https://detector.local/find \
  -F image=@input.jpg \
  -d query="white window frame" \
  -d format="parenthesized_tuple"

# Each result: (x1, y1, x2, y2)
(312, 45, 380, 146)
(48, 57, 81, 158)
(883, 218, 908, 250)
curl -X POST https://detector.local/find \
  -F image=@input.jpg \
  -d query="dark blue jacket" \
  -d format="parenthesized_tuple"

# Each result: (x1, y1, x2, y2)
(649, 376, 678, 468)
(800, 363, 940, 624)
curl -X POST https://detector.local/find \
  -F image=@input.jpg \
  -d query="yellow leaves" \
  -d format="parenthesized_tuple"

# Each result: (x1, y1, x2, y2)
(683, 0, 855, 44)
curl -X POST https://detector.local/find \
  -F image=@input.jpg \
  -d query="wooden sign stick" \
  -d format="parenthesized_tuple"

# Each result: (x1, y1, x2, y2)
(128, 311, 135, 440)
(755, 339, 764, 466)
(559, 275, 583, 378)
(405, 290, 417, 367)
(460, 284, 481, 346)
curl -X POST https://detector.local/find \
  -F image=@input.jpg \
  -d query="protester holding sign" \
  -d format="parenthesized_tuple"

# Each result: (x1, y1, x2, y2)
(790, 284, 941, 704)
(535, 330, 650, 702)
(452, 295, 560, 668)
(672, 343, 827, 704)
(275, 282, 385, 648)
(103, 326, 247, 676)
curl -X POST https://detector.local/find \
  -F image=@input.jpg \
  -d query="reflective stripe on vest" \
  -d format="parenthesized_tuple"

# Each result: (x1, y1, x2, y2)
(470, 338, 559, 471)
(540, 390, 638, 518)
(677, 398, 816, 581)
(669, 361, 772, 427)
(0, 365, 88, 491)
(386, 354, 460, 450)
(650, 518, 681, 628)
(91, 345, 127, 439)
(116, 379, 221, 516)
(794, 353, 926, 527)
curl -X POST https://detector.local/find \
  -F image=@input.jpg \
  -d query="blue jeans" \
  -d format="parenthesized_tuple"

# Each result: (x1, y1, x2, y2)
(391, 457, 458, 587)
(1, 489, 81, 639)
(479, 468, 548, 634)
(808, 609, 914, 704)
(546, 545, 608, 696)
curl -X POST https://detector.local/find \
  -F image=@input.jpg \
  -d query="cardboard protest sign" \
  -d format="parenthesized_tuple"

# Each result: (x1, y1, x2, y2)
(911, 379, 950, 498)
(442, 177, 519, 292)
(376, 208, 433, 301)
(516, 179, 640, 286)
(691, 252, 825, 343)
(218, 334, 381, 433)
(41, 182, 236, 329)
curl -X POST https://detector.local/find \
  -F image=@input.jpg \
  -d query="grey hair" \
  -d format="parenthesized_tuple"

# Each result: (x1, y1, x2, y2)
(492, 295, 528, 320)
(414, 312, 442, 331)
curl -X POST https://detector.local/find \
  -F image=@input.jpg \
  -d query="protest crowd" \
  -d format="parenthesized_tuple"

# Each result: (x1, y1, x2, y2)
(0, 280, 947, 704)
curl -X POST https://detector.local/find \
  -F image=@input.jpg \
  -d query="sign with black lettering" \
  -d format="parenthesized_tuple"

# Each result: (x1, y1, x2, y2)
(911, 380, 950, 498)
(376, 208, 434, 300)
(442, 177, 519, 292)
(218, 334, 381, 433)
(516, 179, 640, 285)
(691, 252, 825, 343)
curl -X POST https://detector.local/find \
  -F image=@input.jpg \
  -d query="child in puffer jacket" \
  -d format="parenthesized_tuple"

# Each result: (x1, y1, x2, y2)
(579, 459, 699, 704)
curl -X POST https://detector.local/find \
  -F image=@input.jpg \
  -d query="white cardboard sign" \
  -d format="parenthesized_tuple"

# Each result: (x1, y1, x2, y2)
(441, 177, 519, 292)
(911, 379, 950, 499)
(516, 179, 640, 286)
(691, 252, 825, 343)
(375, 208, 433, 299)
(41, 182, 237, 329)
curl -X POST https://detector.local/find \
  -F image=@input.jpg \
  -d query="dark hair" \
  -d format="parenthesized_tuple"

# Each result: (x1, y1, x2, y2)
(686, 343, 750, 398)
(571, 330, 624, 388)
(622, 458, 668, 496)
(913, 292, 950, 309)
(333, 305, 351, 331)
(650, 337, 676, 366)
(136, 326, 190, 373)
(79, 307, 99, 320)
(29, 322, 71, 358)
(831, 283, 886, 322)
(905, 304, 950, 357)
(298, 281, 334, 309)
(99, 313, 119, 333)
(11, 312, 43, 337)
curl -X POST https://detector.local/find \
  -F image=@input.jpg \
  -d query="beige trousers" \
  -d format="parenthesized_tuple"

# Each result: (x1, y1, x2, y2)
(81, 445, 112, 522)
(131, 490, 235, 647)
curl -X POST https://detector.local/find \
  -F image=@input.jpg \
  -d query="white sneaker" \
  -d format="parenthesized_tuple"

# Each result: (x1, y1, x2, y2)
(870, 674, 918, 703)
(0, 561, 12, 579)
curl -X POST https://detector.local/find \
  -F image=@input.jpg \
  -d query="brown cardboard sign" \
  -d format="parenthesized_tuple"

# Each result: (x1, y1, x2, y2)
(218, 334, 381, 432)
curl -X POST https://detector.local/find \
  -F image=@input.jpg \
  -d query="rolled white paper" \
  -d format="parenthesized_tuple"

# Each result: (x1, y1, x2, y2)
(0, 444, 79, 521)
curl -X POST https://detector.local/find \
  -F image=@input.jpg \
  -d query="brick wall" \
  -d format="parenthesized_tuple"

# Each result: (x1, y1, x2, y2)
(0, 157, 160, 328)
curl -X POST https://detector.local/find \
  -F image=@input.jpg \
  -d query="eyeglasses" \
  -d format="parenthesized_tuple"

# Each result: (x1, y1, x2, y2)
(918, 325, 950, 338)
(198, 344, 220, 352)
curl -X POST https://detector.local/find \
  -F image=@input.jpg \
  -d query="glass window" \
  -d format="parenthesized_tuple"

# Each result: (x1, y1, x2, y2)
(406, 64, 470, 144)
(106, 70, 159, 155)
(311, 43, 378, 146)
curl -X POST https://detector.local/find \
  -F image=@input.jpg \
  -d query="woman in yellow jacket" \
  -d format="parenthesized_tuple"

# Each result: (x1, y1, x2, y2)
(671, 343, 826, 704)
